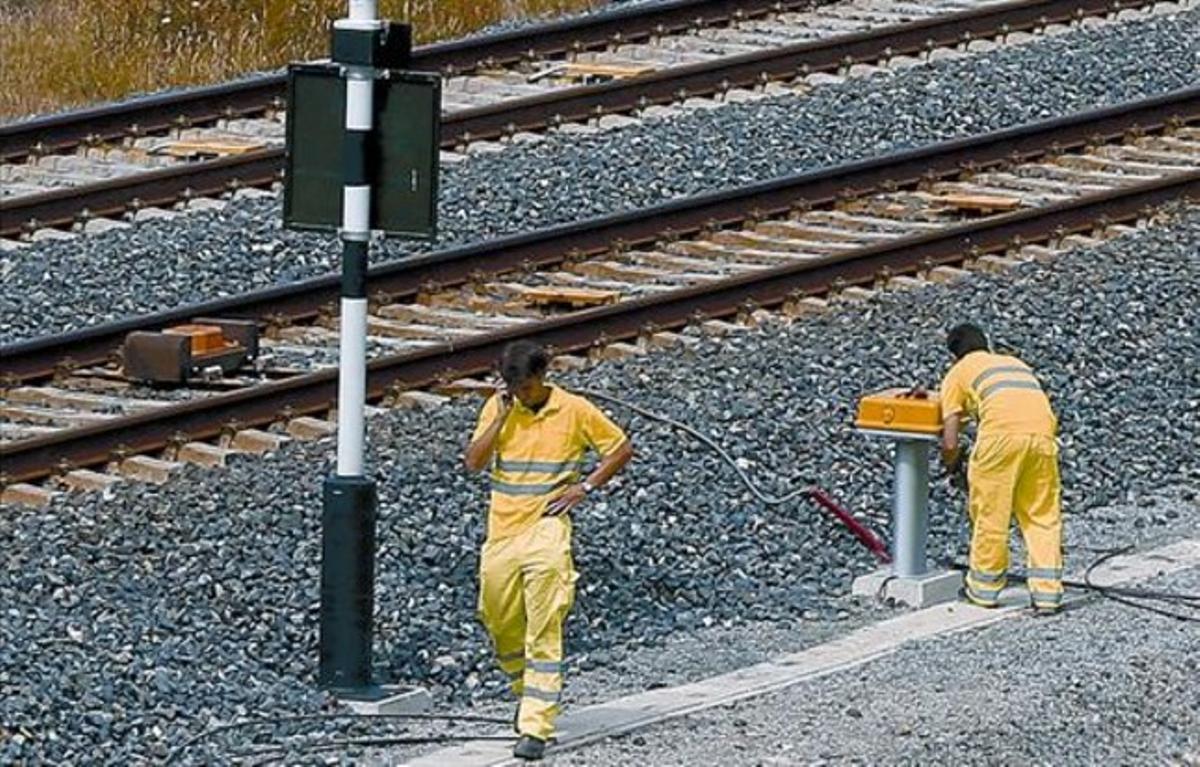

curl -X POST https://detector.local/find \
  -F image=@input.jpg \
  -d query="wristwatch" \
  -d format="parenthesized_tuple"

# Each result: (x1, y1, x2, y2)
(581, 480, 596, 495)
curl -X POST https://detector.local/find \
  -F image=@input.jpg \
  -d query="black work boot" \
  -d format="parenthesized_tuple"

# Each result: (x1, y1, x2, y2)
(513, 734, 546, 761)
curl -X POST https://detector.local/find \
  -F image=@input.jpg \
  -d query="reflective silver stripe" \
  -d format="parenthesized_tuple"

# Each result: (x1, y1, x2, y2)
(489, 478, 572, 496)
(979, 380, 1042, 400)
(1031, 592, 1063, 605)
(523, 685, 561, 704)
(1026, 567, 1063, 580)
(969, 570, 1007, 584)
(495, 459, 582, 475)
(971, 365, 1032, 389)
(527, 659, 562, 674)
(967, 583, 1003, 600)
(498, 651, 524, 663)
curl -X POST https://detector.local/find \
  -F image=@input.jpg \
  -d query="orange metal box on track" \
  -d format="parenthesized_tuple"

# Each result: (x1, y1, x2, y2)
(162, 324, 232, 355)
(855, 388, 943, 435)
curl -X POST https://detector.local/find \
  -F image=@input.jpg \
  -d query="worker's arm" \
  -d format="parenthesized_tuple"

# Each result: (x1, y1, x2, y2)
(939, 363, 967, 472)
(545, 439, 634, 516)
(464, 395, 512, 473)
(941, 412, 962, 470)
(546, 400, 633, 516)
(588, 439, 635, 488)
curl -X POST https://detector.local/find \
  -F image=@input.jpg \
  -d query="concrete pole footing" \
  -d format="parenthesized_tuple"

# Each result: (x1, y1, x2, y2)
(852, 568, 964, 608)
(339, 684, 433, 715)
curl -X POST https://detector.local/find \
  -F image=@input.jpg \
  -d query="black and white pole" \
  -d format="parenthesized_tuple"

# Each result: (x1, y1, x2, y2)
(319, 0, 381, 696)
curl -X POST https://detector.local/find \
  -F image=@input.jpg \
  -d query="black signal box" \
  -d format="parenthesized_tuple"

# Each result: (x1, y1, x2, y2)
(283, 63, 440, 239)
(332, 22, 411, 68)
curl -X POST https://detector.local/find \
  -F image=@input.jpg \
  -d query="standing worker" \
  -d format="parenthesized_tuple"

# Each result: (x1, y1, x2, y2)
(939, 323, 1064, 614)
(464, 341, 634, 761)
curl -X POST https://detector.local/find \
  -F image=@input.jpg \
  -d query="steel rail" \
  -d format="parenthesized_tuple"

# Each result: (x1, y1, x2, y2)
(436, 0, 1158, 146)
(0, 150, 284, 233)
(0, 0, 807, 163)
(2, 169, 1196, 483)
(3, 85, 1196, 382)
(0, 0, 1161, 239)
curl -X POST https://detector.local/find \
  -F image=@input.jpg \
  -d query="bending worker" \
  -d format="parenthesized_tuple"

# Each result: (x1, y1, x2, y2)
(464, 341, 633, 761)
(939, 323, 1064, 614)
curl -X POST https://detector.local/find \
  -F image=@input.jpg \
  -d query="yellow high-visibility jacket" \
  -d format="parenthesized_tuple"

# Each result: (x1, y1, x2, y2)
(472, 386, 627, 540)
(940, 351, 1057, 437)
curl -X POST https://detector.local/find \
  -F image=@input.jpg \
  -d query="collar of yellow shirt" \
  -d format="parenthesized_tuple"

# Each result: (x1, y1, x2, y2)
(511, 385, 564, 419)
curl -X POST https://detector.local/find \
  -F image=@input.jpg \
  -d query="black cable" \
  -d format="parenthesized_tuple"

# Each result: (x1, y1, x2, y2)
(942, 551, 1200, 622)
(164, 713, 511, 765)
(1076, 581, 1200, 603)
(1088, 592, 1198, 622)
(583, 388, 894, 561)
(581, 389, 813, 506)
(875, 574, 898, 603)
(1083, 546, 1200, 623)
(1078, 547, 1200, 603)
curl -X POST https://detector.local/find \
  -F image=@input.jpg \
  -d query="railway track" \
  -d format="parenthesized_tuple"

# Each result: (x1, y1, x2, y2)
(1, 88, 1197, 499)
(0, 0, 1175, 241)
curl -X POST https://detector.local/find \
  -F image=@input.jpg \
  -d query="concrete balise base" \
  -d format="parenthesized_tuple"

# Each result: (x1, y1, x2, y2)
(852, 568, 964, 608)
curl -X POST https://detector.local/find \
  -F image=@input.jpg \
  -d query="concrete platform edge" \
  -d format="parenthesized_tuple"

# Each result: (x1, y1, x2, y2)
(405, 539, 1200, 767)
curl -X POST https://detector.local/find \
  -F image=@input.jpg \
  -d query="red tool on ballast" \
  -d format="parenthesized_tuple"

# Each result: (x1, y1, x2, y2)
(807, 487, 892, 564)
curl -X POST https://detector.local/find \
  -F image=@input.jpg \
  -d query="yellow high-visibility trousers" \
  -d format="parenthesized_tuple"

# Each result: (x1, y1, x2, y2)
(478, 515, 577, 740)
(965, 433, 1064, 609)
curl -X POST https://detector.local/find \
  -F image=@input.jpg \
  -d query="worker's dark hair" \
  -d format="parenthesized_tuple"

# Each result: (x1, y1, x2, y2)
(499, 341, 548, 385)
(946, 323, 989, 360)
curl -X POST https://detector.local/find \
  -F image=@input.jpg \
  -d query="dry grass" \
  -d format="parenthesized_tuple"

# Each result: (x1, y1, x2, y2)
(0, 0, 597, 120)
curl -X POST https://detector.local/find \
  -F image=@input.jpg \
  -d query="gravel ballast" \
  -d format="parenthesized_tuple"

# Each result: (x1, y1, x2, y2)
(2, 207, 1198, 764)
(550, 496, 1200, 767)
(2, 7, 1198, 343)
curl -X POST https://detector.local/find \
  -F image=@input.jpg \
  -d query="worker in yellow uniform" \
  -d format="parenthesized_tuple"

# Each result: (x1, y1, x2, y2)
(939, 323, 1064, 614)
(464, 341, 634, 761)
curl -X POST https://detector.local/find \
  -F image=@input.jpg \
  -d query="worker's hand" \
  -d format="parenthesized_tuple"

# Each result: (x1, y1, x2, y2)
(940, 444, 966, 487)
(545, 484, 587, 517)
(941, 447, 961, 471)
(496, 383, 514, 413)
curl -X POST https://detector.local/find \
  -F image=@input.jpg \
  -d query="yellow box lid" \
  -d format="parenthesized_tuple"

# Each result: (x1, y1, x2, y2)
(855, 387, 942, 435)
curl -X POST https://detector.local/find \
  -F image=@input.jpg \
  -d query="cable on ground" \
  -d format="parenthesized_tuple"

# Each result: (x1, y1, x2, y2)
(1082, 545, 1200, 622)
(942, 551, 1199, 623)
(581, 389, 892, 563)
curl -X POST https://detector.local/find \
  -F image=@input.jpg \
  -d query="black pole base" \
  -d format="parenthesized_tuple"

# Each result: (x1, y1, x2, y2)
(318, 474, 378, 693)
(329, 682, 389, 702)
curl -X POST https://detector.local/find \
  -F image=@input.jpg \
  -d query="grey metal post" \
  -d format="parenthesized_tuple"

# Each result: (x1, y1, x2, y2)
(891, 439, 931, 577)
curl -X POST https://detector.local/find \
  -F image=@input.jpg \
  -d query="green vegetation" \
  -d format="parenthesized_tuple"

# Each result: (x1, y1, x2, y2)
(0, 0, 595, 119)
